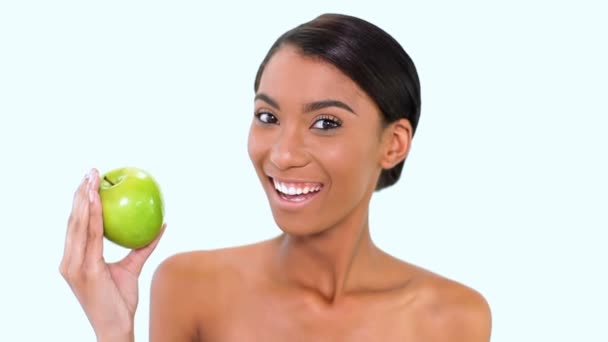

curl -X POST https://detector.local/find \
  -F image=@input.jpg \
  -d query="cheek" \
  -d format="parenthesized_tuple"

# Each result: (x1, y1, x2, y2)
(247, 124, 266, 165)
(247, 128, 268, 181)
(247, 125, 256, 162)
(318, 133, 380, 187)
(247, 124, 279, 181)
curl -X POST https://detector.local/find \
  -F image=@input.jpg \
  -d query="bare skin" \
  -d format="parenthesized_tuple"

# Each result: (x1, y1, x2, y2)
(61, 45, 491, 341)
(151, 240, 491, 341)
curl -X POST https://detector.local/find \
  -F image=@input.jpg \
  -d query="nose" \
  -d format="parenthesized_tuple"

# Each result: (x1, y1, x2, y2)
(269, 126, 309, 170)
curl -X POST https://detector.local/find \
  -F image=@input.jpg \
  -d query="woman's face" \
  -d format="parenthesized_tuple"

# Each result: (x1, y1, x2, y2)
(248, 45, 390, 235)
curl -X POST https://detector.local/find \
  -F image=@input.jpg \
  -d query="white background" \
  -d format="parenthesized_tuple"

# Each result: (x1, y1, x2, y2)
(1, 1, 606, 341)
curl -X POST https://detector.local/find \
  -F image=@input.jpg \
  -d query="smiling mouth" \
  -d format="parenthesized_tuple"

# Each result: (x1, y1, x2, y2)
(268, 177, 324, 203)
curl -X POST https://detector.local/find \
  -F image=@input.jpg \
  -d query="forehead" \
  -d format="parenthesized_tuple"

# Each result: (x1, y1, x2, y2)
(257, 45, 371, 108)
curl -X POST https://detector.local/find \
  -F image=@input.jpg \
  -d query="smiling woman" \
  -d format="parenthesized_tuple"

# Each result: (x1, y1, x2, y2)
(60, 13, 491, 342)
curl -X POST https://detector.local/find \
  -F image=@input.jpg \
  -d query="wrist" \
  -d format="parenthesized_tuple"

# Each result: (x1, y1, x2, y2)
(97, 329, 134, 342)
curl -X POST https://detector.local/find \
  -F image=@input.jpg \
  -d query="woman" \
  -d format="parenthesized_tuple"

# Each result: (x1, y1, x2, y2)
(60, 13, 491, 341)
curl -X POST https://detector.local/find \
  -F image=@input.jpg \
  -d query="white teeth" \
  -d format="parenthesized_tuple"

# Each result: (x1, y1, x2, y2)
(272, 179, 322, 196)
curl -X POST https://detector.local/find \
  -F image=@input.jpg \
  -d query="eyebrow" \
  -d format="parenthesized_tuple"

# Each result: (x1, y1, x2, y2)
(254, 93, 357, 115)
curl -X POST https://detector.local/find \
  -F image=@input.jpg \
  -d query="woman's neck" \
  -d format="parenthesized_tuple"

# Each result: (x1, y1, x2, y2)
(273, 204, 381, 305)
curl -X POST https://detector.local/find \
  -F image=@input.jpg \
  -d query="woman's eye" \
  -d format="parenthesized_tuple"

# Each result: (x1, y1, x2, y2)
(312, 117, 342, 130)
(255, 112, 278, 124)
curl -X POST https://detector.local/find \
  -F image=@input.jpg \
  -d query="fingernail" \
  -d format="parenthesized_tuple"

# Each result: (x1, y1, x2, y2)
(88, 189, 95, 203)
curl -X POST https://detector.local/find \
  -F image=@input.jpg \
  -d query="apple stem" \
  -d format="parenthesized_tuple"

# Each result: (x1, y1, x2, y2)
(104, 176, 115, 186)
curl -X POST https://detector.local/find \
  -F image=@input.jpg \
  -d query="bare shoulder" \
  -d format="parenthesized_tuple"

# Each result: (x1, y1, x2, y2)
(149, 249, 227, 341)
(153, 247, 233, 282)
(405, 265, 492, 342)
(150, 241, 271, 341)
(152, 240, 269, 296)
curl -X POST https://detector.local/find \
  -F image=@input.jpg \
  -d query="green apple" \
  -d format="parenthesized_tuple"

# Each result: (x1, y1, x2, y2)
(99, 167, 164, 249)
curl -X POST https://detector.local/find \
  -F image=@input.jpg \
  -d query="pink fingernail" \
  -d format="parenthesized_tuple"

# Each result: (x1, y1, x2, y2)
(88, 189, 95, 203)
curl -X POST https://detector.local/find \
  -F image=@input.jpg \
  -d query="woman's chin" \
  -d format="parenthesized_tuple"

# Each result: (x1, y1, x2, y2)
(272, 217, 326, 237)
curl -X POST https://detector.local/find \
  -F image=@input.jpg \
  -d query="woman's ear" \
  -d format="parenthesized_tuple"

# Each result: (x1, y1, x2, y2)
(380, 118, 413, 169)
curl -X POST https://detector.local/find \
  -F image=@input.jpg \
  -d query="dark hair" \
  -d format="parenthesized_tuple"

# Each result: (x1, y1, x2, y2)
(254, 13, 421, 191)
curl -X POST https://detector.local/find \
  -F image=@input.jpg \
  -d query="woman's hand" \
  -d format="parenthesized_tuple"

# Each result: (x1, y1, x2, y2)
(60, 169, 165, 341)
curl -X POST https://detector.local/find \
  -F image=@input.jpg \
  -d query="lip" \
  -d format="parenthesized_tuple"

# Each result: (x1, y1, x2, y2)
(266, 176, 323, 210)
